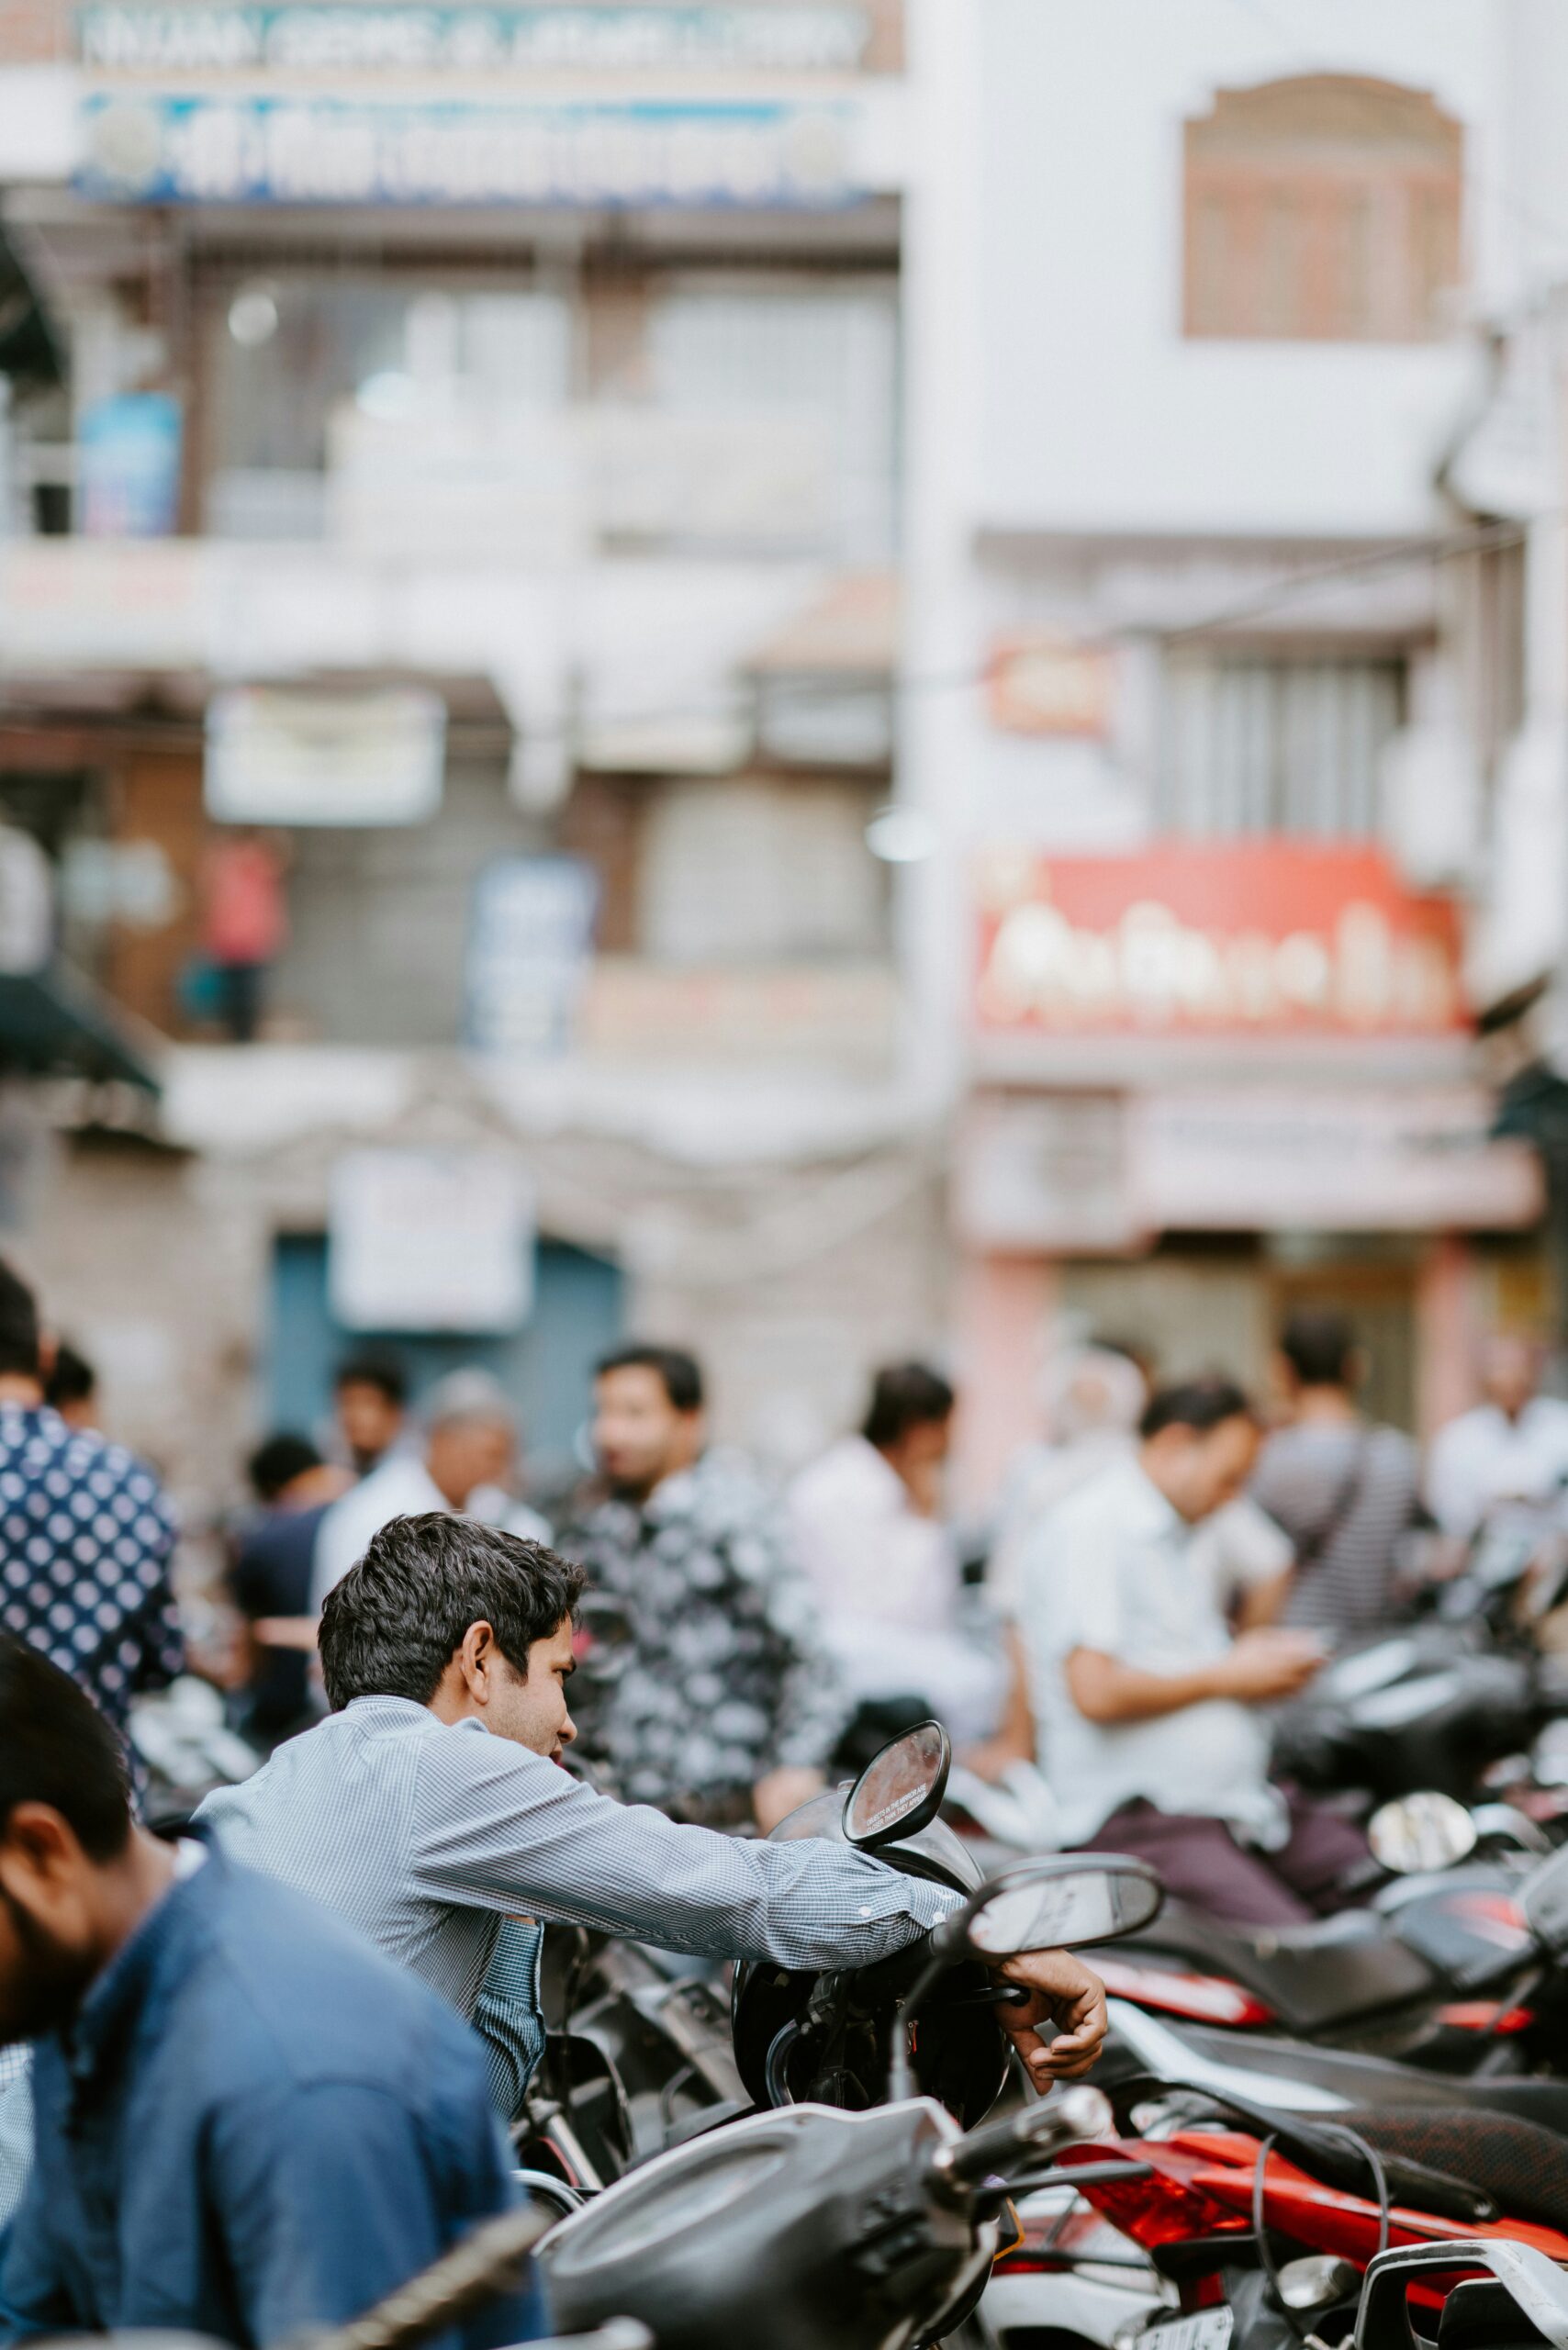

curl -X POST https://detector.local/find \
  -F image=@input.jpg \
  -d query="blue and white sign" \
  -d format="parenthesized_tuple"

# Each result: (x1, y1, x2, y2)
(466, 855, 599, 1058)
(78, 94, 861, 207)
(79, 5, 872, 74)
(78, 392, 182, 536)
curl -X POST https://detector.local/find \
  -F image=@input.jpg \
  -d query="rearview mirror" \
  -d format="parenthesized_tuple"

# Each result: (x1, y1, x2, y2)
(843, 1720, 950, 1851)
(886, 1852, 1165, 2100)
(1367, 1790, 1478, 1876)
(960, 1856, 1165, 1957)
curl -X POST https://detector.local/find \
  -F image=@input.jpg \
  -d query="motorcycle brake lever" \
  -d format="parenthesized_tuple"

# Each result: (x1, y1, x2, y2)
(943, 1985, 1032, 2009)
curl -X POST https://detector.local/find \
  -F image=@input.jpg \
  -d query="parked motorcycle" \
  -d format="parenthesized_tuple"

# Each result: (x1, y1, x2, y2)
(543, 1845, 1167, 2350)
(1272, 1622, 1567, 1812)
(1035, 1835, 1568, 2350)
(941, 1760, 1556, 2074)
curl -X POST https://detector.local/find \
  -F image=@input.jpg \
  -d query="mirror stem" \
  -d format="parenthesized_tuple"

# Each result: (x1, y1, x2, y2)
(887, 1951, 949, 2102)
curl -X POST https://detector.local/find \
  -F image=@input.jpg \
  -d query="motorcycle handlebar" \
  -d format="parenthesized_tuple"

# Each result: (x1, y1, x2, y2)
(935, 2086, 1112, 2190)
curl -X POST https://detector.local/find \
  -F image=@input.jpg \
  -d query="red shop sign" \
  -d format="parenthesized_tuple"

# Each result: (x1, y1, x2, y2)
(975, 844, 1468, 1036)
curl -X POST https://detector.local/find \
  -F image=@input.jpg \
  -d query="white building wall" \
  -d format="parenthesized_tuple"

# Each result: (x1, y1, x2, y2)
(894, 0, 1553, 1095)
(974, 0, 1495, 540)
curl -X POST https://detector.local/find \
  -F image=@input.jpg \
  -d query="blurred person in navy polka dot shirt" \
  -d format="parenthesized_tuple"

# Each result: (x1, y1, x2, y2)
(0, 1259, 182, 1741)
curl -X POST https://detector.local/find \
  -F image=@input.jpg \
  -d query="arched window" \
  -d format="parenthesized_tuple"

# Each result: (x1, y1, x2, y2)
(1184, 74, 1462, 341)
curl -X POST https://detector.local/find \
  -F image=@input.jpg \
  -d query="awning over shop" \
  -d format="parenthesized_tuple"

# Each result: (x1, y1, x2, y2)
(0, 963, 162, 1092)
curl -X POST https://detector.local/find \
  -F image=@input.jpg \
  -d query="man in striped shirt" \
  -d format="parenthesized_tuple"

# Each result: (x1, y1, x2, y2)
(199, 1513, 1106, 2108)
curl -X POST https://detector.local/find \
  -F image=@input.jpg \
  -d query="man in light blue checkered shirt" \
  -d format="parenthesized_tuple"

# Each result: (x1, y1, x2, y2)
(199, 1514, 1107, 2110)
(0, 2047, 28, 2226)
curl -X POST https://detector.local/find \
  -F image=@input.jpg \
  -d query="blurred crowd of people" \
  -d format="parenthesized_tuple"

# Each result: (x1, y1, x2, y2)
(6, 1244, 1568, 1877)
(11, 1235, 1568, 2338)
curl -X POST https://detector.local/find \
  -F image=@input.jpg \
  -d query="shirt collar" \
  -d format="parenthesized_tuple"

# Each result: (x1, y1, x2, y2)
(1120, 1455, 1189, 1540)
(62, 1832, 220, 2094)
(836, 1434, 907, 1506)
(340, 1693, 442, 1727)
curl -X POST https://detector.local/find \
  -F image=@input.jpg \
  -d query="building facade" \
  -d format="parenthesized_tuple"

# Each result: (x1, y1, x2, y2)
(897, 0, 1559, 1502)
(1, 0, 1566, 1530)
(0, 0, 950, 1517)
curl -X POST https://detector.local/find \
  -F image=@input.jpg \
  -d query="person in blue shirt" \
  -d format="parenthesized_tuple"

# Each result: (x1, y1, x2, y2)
(0, 1635, 544, 2350)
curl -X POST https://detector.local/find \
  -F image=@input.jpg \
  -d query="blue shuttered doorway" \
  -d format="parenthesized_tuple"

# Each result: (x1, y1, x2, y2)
(268, 1232, 624, 1488)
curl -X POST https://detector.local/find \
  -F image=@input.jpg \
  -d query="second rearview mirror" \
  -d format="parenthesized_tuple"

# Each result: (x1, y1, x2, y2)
(961, 1856, 1165, 1957)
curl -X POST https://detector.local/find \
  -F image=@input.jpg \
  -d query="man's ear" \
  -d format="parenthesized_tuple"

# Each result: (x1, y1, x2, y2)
(457, 1620, 497, 1701)
(0, 1803, 76, 1892)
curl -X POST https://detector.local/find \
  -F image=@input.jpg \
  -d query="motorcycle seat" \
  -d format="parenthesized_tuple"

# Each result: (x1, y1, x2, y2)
(1143, 2018, 1568, 2146)
(1129, 1900, 1438, 2032)
(1331, 2105, 1568, 2236)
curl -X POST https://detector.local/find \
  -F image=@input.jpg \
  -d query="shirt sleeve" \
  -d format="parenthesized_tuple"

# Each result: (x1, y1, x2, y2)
(1018, 1496, 1126, 1661)
(409, 1730, 955, 1970)
(470, 1918, 546, 2122)
(207, 2078, 542, 2350)
(1208, 1496, 1295, 1591)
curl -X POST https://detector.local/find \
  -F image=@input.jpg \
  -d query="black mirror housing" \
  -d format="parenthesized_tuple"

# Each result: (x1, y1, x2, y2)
(842, 1720, 951, 1851)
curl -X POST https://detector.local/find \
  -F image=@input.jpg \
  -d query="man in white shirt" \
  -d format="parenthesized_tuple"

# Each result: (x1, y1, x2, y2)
(312, 1370, 549, 1612)
(788, 1363, 1004, 1747)
(1428, 1336, 1568, 1541)
(1019, 1377, 1364, 1928)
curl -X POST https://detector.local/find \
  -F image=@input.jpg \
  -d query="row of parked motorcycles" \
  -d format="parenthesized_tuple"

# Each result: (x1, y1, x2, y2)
(124, 1492, 1568, 2350)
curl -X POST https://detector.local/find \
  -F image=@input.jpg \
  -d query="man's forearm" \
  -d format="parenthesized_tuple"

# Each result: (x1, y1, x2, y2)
(1066, 1649, 1224, 1723)
(1235, 1570, 1290, 1631)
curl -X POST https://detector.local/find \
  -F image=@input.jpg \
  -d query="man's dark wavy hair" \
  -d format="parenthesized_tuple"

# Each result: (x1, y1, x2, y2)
(319, 1513, 588, 1711)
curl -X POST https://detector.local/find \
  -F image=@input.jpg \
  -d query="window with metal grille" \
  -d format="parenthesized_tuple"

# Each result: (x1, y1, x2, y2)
(1157, 652, 1406, 836)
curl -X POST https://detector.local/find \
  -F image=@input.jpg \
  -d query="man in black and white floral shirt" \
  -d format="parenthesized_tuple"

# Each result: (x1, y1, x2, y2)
(560, 1347, 847, 1830)
(0, 1260, 181, 1743)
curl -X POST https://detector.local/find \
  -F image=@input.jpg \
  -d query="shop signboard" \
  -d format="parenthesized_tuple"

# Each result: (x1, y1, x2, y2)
(78, 94, 861, 207)
(0, 543, 207, 671)
(956, 1085, 1542, 1251)
(1132, 1088, 1542, 1234)
(954, 1092, 1138, 1252)
(975, 843, 1468, 1040)
(205, 687, 445, 825)
(986, 632, 1115, 737)
(329, 1147, 533, 1332)
(78, 6, 875, 75)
